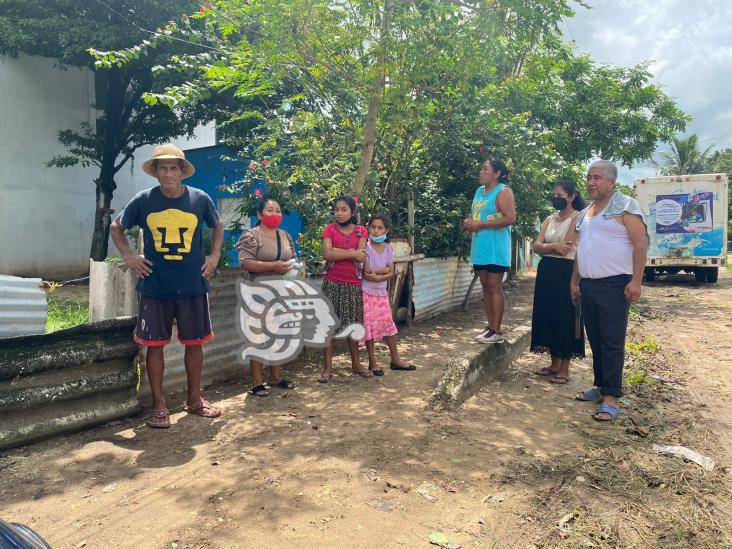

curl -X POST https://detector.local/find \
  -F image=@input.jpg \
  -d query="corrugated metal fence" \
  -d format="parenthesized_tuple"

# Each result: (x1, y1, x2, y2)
(412, 257, 481, 322)
(0, 318, 139, 451)
(0, 274, 47, 338)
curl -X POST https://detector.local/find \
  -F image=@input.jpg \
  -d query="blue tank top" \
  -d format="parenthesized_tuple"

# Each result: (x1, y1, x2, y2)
(469, 183, 511, 267)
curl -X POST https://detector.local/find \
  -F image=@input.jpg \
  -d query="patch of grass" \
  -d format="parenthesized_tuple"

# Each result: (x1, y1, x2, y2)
(727, 254, 732, 272)
(626, 336, 660, 354)
(509, 434, 730, 548)
(46, 296, 89, 333)
(629, 305, 644, 322)
(624, 367, 657, 387)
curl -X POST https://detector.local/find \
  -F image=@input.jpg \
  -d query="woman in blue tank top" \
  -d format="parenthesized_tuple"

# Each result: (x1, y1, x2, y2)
(464, 158, 516, 343)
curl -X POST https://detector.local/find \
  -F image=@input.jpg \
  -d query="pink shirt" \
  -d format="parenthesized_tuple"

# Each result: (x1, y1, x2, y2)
(322, 224, 367, 285)
(362, 243, 394, 296)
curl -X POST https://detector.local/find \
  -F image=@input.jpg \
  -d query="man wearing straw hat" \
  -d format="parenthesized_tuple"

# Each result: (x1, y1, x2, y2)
(110, 143, 224, 428)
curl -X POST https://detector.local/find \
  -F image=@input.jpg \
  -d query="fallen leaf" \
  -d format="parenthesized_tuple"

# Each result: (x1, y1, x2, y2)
(417, 483, 438, 502)
(429, 532, 449, 546)
(76, 542, 87, 548)
(626, 425, 650, 438)
(102, 483, 117, 493)
(558, 513, 575, 528)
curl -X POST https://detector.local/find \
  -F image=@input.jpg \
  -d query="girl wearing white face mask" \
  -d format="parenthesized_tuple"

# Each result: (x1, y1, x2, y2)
(360, 214, 415, 376)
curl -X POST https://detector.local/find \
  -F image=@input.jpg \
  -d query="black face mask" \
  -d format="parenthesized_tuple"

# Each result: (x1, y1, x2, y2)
(552, 197, 568, 211)
(336, 217, 355, 227)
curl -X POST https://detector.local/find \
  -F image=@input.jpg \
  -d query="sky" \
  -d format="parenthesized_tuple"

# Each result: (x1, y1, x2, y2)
(565, 0, 732, 184)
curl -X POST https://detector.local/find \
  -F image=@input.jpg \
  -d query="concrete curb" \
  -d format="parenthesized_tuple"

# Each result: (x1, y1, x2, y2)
(429, 323, 532, 409)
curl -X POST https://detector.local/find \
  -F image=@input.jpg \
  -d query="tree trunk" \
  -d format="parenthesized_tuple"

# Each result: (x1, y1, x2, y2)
(89, 68, 124, 261)
(89, 175, 115, 261)
(351, 0, 392, 195)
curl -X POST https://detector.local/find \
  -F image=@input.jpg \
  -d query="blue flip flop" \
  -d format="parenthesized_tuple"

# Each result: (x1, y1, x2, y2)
(575, 388, 602, 402)
(593, 403, 619, 421)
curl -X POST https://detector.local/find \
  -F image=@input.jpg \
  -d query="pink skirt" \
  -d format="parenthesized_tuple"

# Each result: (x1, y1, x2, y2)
(361, 291, 398, 343)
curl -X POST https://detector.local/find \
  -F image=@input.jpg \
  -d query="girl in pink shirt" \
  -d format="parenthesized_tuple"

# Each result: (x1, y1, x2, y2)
(319, 195, 371, 382)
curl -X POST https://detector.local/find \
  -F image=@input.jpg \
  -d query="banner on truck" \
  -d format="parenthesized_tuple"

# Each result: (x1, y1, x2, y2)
(655, 192, 713, 234)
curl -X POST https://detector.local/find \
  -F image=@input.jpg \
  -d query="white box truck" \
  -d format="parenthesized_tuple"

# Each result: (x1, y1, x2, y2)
(634, 173, 729, 283)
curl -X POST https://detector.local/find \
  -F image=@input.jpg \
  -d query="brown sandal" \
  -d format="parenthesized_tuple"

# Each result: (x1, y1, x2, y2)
(147, 407, 171, 429)
(352, 368, 374, 378)
(185, 398, 221, 418)
(551, 376, 571, 385)
(535, 367, 558, 377)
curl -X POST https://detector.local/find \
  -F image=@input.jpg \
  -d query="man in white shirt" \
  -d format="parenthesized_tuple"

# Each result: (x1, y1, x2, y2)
(570, 160, 647, 421)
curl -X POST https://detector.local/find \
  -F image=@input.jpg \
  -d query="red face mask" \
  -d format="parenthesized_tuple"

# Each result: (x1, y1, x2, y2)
(261, 214, 282, 229)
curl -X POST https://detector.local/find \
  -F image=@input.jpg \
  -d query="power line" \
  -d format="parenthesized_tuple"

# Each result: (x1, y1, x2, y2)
(90, 0, 221, 52)
(697, 132, 732, 143)
(562, 17, 576, 43)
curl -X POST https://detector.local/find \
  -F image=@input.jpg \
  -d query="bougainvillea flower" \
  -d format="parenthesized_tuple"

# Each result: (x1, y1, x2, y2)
(352, 195, 359, 205)
(261, 159, 270, 167)
(248, 160, 258, 170)
(254, 188, 264, 199)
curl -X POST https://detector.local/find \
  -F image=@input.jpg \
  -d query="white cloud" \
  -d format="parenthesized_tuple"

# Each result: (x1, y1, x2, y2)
(568, 0, 732, 157)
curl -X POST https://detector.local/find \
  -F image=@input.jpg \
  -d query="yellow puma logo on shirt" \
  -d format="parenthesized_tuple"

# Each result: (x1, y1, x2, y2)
(147, 209, 198, 260)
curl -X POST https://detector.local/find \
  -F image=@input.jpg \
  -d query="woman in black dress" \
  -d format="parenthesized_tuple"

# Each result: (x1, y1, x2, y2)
(531, 180, 586, 384)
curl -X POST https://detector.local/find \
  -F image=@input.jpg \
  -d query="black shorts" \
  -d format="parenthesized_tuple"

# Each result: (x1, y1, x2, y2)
(473, 264, 510, 273)
(134, 294, 214, 347)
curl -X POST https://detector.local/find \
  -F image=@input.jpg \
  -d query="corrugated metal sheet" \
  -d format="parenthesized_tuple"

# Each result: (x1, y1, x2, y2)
(450, 261, 482, 309)
(0, 317, 139, 451)
(141, 269, 244, 396)
(412, 257, 459, 322)
(0, 274, 47, 338)
(412, 258, 482, 322)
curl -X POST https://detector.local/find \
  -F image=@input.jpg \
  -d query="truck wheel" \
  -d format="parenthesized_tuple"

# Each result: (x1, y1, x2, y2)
(694, 269, 708, 283)
(643, 268, 656, 282)
(706, 267, 719, 283)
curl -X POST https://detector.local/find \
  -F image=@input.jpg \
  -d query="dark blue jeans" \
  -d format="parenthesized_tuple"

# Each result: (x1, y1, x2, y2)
(580, 275, 631, 398)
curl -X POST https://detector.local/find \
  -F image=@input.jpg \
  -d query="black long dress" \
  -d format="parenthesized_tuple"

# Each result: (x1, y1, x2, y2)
(530, 215, 585, 359)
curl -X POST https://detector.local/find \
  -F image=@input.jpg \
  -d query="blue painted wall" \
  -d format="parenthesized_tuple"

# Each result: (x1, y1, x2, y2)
(183, 145, 303, 267)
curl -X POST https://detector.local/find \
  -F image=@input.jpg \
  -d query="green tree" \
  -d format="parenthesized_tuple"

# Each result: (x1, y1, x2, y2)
(115, 0, 686, 261)
(653, 133, 713, 175)
(0, 0, 218, 260)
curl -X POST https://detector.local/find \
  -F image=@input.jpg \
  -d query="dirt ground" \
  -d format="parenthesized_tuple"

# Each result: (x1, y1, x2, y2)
(1, 271, 730, 549)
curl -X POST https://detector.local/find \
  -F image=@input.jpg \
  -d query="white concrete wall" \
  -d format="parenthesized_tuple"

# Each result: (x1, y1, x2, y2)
(0, 53, 216, 278)
(0, 54, 98, 277)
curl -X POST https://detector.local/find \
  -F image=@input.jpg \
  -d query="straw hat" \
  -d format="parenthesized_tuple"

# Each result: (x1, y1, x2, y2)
(142, 143, 195, 178)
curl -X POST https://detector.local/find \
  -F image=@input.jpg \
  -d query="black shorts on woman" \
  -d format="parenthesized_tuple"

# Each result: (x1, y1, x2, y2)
(473, 264, 509, 273)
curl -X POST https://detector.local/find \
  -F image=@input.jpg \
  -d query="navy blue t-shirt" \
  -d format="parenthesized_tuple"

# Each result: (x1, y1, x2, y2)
(118, 186, 220, 299)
